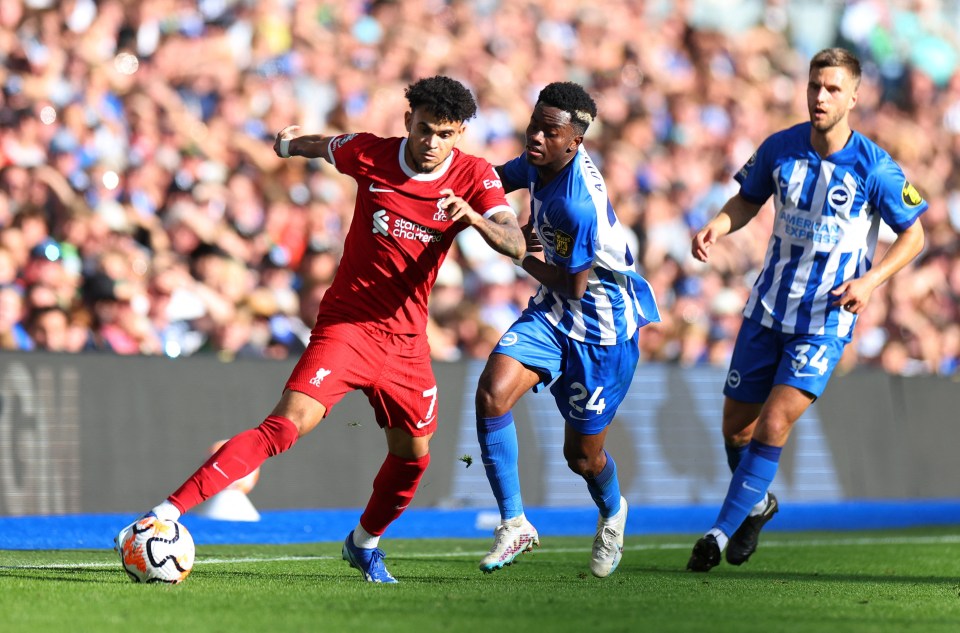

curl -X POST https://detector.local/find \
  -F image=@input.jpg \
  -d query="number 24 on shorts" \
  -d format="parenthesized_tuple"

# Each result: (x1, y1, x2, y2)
(569, 383, 606, 416)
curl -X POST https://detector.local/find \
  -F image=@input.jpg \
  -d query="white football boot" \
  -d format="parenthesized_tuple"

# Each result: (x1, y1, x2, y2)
(479, 515, 540, 573)
(590, 496, 627, 578)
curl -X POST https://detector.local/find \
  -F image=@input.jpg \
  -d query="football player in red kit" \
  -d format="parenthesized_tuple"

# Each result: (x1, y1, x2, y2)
(115, 76, 525, 583)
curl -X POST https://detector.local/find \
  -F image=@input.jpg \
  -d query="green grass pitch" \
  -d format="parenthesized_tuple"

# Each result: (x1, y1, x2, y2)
(3, 527, 960, 633)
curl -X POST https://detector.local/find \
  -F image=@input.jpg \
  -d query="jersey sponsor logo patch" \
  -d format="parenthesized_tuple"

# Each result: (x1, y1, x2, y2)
(372, 209, 442, 243)
(901, 181, 923, 207)
(554, 229, 573, 257)
(393, 218, 442, 243)
(372, 210, 390, 236)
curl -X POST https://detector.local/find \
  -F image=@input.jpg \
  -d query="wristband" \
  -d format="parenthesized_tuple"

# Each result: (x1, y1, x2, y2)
(279, 137, 292, 158)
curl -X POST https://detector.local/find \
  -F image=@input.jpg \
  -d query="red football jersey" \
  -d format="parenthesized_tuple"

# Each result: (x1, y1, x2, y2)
(316, 132, 512, 334)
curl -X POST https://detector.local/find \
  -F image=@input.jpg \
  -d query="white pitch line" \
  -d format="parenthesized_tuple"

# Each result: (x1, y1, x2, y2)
(5, 534, 960, 570)
(1, 555, 335, 570)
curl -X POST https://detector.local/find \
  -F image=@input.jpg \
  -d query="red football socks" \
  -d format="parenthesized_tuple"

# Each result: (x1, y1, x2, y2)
(359, 453, 430, 536)
(168, 415, 299, 514)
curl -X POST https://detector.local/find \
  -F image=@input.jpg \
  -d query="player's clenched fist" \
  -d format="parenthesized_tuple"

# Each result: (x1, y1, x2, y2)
(274, 125, 301, 158)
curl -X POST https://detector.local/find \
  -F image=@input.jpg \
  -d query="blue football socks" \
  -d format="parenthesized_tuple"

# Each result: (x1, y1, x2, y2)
(714, 439, 782, 539)
(477, 412, 523, 520)
(585, 450, 621, 518)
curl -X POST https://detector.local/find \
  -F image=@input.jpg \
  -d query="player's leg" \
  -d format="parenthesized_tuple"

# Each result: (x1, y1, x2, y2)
(342, 430, 430, 584)
(558, 335, 636, 578)
(475, 352, 542, 572)
(158, 321, 365, 519)
(116, 322, 354, 555)
(722, 397, 762, 473)
(342, 332, 435, 583)
(166, 391, 320, 514)
(707, 386, 809, 539)
(564, 426, 628, 577)
(688, 319, 779, 571)
(114, 391, 318, 552)
(718, 398, 777, 567)
(694, 332, 848, 570)
(476, 353, 540, 520)
(717, 396, 778, 564)
(688, 397, 803, 572)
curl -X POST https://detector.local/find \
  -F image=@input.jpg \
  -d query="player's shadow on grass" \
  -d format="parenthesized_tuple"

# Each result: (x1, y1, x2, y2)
(0, 567, 129, 583)
(656, 566, 960, 585)
(396, 555, 597, 580)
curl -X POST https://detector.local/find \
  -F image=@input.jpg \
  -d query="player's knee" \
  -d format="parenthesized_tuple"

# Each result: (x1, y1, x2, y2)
(724, 429, 752, 446)
(475, 384, 510, 418)
(566, 456, 602, 478)
(563, 444, 606, 478)
(562, 450, 592, 477)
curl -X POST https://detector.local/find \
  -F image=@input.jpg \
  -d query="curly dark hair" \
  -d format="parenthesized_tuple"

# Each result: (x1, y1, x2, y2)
(404, 76, 478, 123)
(536, 82, 598, 135)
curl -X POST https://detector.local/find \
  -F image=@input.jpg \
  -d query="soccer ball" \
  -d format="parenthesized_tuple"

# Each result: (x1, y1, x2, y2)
(119, 516, 195, 584)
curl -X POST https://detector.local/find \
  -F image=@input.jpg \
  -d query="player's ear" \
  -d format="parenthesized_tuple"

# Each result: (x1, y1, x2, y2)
(404, 111, 412, 133)
(567, 134, 584, 153)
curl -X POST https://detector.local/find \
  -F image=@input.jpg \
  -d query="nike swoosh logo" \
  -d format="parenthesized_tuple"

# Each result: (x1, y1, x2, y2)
(369, 183, 394, 193)
(212, 461, 229, 479)
(415, 420, 432, 429)
(742, 481, 763, 493)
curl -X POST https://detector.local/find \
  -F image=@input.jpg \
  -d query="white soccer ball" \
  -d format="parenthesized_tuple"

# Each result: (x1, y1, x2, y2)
(119, 516, 195, 584)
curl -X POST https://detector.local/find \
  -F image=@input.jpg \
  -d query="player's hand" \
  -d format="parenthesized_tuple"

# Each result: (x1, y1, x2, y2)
(691, 227, 718, 262)
(274, 125, 301, 157)
(830, 277, 878, 314)
(521, 221, 543, 255)
(440, 188, 482, 226)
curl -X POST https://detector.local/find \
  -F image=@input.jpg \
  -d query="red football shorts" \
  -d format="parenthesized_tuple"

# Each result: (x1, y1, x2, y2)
(285, 321, 439, 436)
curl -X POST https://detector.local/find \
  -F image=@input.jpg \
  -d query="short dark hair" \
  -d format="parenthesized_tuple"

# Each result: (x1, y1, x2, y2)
(26, 305, 68, 330)
(810, 48, 861, 88)
(404, 76, 477, 123)
(536, 82, 598, 135)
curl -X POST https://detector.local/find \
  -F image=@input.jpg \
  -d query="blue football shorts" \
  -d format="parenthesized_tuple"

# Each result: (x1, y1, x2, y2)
(492, 309, 640, 435)
(722, 317, 849, 402)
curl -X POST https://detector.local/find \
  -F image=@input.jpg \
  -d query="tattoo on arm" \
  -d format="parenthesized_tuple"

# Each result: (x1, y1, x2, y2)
(479, 212, 524, 259)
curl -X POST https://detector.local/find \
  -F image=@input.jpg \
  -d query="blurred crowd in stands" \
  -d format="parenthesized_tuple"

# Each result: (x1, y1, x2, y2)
(1, 0, 959, 376)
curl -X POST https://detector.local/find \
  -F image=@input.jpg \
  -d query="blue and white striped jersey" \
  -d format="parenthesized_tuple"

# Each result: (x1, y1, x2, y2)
(501, 146, 660, 345)
(737, 122, 927, 338)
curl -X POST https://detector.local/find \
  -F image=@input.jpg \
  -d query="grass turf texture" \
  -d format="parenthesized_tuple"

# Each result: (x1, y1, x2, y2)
(3, 527, 960, 633)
